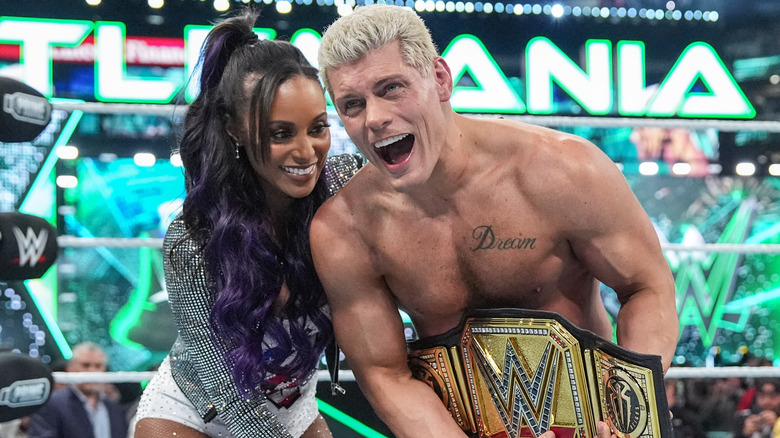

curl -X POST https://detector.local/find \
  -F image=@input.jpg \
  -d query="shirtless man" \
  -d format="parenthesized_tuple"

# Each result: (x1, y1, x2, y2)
(311, 5, 678, 437)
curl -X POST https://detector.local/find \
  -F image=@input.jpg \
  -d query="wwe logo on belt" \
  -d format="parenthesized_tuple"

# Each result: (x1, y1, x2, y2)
(474, 340, 559, 438)
(11, 226, 49, 268)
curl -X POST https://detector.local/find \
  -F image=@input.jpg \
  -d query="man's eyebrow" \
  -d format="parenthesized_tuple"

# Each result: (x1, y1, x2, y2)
(333, 93, 360, 107)
(373, 74, 404, 90)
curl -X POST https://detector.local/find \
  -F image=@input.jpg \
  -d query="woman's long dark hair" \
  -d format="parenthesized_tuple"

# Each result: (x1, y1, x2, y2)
(176, 8, 331, 394)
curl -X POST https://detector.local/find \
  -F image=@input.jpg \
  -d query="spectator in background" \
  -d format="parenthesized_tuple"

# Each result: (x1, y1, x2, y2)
(665, 379, 705, 438)
(737, 356, 775, 412)
(698, 377, 743, 434)
(27, 342, 128, 438)
(733, 378, 780, 438)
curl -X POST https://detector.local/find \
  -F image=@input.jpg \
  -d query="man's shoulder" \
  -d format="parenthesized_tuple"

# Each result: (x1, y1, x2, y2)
(49, 386, 77, 402)
(34, 386, 77, 415)
(465, 116, 587, 158)
(319, 163, 383, 213)
(312, 165, 387, 247)
(314, 186, 361, 233)
(483, 118, 602, 168)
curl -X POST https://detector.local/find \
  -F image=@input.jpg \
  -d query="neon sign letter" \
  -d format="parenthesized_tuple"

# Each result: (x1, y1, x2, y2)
(526, 37, 613, 115)
(442, 34, 525, 114)
(95, 22, 180, 103)
(0, 17, 92, 97)
(646, 42, 755, 118)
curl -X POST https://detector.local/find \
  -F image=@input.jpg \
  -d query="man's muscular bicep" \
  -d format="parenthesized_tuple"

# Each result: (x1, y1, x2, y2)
(309, 212, 409, 373)
(554, 145, 678, 368)
(552, 140, 664, 291)
(310, 210, 363, 306)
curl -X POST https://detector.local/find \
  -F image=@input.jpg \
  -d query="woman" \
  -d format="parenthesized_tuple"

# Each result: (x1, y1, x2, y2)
(132, 9, 362, 438)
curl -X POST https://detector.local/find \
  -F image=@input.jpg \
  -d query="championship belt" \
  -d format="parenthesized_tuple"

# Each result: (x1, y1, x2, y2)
(408, 308, 672, 438)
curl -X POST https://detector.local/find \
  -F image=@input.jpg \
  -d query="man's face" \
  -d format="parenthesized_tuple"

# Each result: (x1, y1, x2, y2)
(67, 349, 107, 396)
(756, 383, 780, 412)
(327, 41, 451, 192)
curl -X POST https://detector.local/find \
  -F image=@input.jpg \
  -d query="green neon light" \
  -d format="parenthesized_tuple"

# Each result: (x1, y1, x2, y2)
(184, 25, 277, 103)
(24, 279, 72, 360)
(616, 41, 648, 116)
(291, 28, 322, 70)
(672, 199, 756, 346)
(746, 222, 780, 244)
(647, 42, 756, 118)
(20, 107, 82, 213)
(109, 232, 156, 350)
(316, 399, 389, 438)
(18, 103, 83, 359)
(94, 22, 180, 103)
(526, 37, 613, 115)
(0, 17, 759, 119)
(733, 54, 780, 81)
(0, 17, 92, 97)
(723, 287, 780, 312)
(443, 34, 525, 114)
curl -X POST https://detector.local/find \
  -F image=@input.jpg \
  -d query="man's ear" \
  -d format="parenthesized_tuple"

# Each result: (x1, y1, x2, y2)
(432, 56, 453, 102)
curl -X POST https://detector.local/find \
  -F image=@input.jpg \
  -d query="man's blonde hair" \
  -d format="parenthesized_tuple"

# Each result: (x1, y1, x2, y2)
(318, 4, 438, 93)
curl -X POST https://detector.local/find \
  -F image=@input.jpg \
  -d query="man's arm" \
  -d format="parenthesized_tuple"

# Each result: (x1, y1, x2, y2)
(310, 203, 468, 438)
(556, 136, 678, 371)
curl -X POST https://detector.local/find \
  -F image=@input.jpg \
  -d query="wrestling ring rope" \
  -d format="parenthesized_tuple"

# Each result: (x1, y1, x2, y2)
(42, 101, 780, 384)
(51, 367, 780, 385)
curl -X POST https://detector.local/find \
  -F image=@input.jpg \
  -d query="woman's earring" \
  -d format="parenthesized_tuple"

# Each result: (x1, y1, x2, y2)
(235, 143, 240, 160)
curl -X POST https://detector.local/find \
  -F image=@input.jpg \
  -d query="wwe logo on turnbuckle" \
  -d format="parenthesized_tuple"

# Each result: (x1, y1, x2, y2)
(12, 226, 49, 267)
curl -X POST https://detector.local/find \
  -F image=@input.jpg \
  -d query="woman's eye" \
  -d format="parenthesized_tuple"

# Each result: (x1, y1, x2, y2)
(310, 122, 330, 135)
(271, 130, 291, 141)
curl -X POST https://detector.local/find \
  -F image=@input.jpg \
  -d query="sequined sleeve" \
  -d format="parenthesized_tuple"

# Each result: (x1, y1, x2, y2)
(163, 218, 293, 438)
(323, 153, 365, 196)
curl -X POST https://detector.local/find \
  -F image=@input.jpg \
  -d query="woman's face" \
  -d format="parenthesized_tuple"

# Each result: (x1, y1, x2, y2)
(244, 76, 331, 206)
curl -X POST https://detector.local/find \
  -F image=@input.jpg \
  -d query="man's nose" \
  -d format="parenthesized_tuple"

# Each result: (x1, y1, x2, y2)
(365, 98, 392, 131)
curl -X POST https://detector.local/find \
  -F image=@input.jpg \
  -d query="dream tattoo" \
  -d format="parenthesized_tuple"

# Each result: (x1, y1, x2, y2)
(471, 225, 537, 251)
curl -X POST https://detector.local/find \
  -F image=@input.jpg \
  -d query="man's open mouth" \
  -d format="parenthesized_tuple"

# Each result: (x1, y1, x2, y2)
(374, 133, 414, 165)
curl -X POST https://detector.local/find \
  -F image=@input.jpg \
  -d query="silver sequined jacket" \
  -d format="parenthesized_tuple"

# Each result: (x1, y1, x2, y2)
(163, 154, 364, 438)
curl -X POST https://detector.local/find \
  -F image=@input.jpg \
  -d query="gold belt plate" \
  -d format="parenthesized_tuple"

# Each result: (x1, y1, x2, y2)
(408, 309, 671, 438)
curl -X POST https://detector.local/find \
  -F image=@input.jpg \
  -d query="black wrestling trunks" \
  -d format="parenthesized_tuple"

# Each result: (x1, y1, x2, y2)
(407, 308, 672, 438)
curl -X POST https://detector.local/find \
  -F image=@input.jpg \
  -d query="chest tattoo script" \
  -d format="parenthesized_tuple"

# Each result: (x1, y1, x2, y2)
(471, 225, 537, 251)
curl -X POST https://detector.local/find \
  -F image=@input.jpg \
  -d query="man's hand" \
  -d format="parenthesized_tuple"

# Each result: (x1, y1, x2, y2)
(742, 414, 762, 435)
(537, 421, 616, 438)
(758, 409, 778, 428)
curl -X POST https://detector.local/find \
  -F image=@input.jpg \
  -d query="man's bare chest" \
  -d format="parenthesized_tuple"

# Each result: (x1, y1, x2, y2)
(371, 206, 570, 313)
